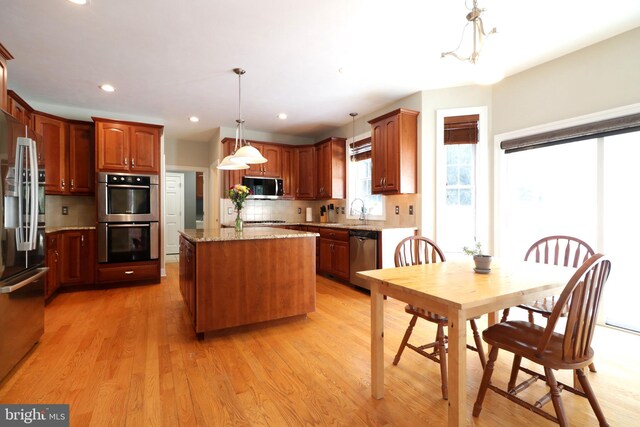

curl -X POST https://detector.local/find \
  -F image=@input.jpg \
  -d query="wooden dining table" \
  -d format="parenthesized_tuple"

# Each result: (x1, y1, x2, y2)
(356, 258, 576, 427)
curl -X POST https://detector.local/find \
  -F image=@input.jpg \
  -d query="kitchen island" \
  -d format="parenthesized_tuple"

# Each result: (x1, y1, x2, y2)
(178, 227, 318, 338)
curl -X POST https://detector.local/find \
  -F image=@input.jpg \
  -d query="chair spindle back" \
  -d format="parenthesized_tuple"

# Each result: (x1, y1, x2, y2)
(525, 235, 595, 268)
(536, 254, 611, 363)
(394, 236, 446, 267)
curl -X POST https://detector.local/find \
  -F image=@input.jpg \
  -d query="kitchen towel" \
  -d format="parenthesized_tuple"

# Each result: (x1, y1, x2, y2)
(306, 207, 313, 222)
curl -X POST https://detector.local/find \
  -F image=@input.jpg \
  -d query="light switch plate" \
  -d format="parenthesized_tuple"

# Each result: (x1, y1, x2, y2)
(227, 207, 232, 215)
(298, 207, 301, 214)
(409, 205, 414, 215)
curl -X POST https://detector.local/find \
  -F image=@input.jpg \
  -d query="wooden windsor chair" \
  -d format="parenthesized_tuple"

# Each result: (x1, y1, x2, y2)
(392, 236, 486, 400)
(473, 253, 611, 426)
(501, 235, 597, 372)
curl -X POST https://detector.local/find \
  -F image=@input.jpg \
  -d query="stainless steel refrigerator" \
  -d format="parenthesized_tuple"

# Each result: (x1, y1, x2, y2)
(0, 109, 47, 381)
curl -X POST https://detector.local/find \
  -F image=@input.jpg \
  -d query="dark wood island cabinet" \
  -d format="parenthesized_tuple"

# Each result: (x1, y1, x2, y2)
(179, 227, 317, 338)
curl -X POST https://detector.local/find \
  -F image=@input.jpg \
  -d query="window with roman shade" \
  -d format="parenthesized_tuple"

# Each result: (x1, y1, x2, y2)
(349, 137, 371, 162)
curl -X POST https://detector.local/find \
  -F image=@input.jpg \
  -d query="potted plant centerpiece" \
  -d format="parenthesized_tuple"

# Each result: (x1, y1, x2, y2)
(229, 184, 251, 232)
(463, 241, 492, 273)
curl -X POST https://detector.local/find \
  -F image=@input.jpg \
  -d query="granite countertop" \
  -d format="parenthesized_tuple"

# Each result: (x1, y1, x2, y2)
(46, 226, 96, 233)
(221, 221, 417, 232)
(180, 227, 319, 243)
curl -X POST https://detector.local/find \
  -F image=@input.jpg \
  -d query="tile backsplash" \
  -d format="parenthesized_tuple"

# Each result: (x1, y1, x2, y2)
(46, 195, 95, 227)
(220, 194, 418, 227)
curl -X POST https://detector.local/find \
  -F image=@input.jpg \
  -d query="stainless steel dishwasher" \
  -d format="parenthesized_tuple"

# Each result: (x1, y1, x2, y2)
(349, 230, 378, 290)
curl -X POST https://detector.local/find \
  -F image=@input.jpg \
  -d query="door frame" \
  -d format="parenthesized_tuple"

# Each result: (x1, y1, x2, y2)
(164, 172, 185, 257)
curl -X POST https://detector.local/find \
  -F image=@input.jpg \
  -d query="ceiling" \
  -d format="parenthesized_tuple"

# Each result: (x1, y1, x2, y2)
(1, 0, 640, 143)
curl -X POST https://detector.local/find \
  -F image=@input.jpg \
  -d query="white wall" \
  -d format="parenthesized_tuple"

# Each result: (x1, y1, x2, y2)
(493, 26, 640, 135)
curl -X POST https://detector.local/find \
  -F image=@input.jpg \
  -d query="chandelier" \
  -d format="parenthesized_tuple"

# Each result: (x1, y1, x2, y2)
(218, 68, 267, 170)
(441, 0, 497, 64)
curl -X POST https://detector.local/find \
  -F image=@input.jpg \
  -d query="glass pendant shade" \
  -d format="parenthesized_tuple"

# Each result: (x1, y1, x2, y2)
(232, 145, 267, 164)
(218, 155, 249, 170)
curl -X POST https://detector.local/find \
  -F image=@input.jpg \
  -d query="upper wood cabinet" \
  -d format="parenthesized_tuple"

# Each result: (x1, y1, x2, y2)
(35, 114, 65, 192)
(245, 142, 281, 178)
(368, 108, 419, 194)
(35, 112, 94, 195)
(68, 123, 95, 194)
(7, 91, 33, 129)
(0, 43, 12, 111)
(95, 118, 162, 173)
(281, 147, 295, 199)
(295, 145, 315, 199)
(315, 137, 346, 199)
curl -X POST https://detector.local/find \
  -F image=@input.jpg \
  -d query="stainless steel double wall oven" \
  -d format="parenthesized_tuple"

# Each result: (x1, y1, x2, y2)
(97, 172, 159, 263)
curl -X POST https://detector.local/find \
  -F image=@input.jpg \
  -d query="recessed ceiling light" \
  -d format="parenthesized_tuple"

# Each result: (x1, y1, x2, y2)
(99, 84, 115, 93)
(67, 0, 89, 5)
(277, 113, 288, 120)
(189, 116, 200, 123)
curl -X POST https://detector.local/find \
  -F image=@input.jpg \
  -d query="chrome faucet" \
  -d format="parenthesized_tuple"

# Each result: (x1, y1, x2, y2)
(350, 198, 367, 223)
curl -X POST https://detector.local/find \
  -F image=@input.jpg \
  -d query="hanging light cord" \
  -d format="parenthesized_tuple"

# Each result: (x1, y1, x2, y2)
(350, 112, 358, 160)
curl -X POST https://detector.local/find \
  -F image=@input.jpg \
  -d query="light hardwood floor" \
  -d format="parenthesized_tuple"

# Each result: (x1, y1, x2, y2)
(1, 262, 638, 426)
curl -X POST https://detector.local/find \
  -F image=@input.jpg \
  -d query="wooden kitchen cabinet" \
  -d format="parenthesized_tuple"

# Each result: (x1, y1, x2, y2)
(368, 108, 419, 194)
(295, 145, 315, 199)
(0, 43, 11, 111)
(318, 227, 349, 281)
(7, 90, 33, 128)
(94, 118, 162, 173)
(60, 229, 95, 287)
(245, 142, 281, 177)
(36, 113, 94, 195)
(281, 147, 295, 199)
(45, 233, 61, 300)
(315, 137, 346, 199)
(179, 236, 196, 326)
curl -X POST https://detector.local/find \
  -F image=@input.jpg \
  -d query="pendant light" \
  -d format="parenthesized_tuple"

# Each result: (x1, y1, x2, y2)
(349, 112, 358, 162)
(217, 68, 266, 170)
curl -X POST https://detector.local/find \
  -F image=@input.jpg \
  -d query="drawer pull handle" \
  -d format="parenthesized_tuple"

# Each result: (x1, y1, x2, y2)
(124, 270, 134, 275)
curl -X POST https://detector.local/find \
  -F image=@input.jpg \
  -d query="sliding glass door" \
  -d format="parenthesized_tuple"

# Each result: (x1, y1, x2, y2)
(500, 130, 640, 332)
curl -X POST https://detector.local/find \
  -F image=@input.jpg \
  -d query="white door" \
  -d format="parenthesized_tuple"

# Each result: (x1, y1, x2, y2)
(165, 172, 184, 255)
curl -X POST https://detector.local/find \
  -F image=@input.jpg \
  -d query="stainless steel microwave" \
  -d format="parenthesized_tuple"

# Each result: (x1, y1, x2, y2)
(98, 172, 159, 222)
(242, 176, 283, 199)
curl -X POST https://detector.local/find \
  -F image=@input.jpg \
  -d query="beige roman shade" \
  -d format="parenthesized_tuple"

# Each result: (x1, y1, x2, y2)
(444, 114, 479, 145)
(350, 137, 371, 162)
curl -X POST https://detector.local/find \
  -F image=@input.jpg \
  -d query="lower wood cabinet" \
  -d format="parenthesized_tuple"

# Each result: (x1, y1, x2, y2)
(318, 227, 349, 281)
(60, 229, 95, 287)
(179, 237, 196, 326)
(96, 260, 159, 284)
(45, 233, 61, 300)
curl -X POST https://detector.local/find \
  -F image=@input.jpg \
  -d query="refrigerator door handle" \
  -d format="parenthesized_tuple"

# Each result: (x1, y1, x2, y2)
(14, 136, 38, 251)
(0, 268, 48, 294)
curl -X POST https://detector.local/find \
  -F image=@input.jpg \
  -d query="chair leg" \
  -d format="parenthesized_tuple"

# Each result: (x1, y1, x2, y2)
(500, 308, 510, 323)
(473, 346, 499, 417)
(588, 362, 597, 373)
(528, 310, 535, 323)
(469, 319, 486, 369)
(393, 315, 418, 365)
(436, 324, 448, 400)
(508, 355, 522, 392)
(576, 369, 609, 426)
(544, 368, 568, 427)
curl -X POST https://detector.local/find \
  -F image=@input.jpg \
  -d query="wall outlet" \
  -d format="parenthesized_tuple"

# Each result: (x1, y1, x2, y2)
(341, 207, 345, 214)
(298, 207, 301, 214)
(395, 206, 400, 215)
(227, 207, 232, 215)
(62, 206, 69, 215)
(409, 205, 414, 215)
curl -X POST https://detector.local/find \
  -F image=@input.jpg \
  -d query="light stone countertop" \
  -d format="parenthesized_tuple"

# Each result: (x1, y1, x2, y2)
(179, 227, 319, 243)
(220, 222, 417, 232)
(46, 226, 96, 233)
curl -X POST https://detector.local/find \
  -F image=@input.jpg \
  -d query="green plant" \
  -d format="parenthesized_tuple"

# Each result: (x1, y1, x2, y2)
(462, 241, 486, 257)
